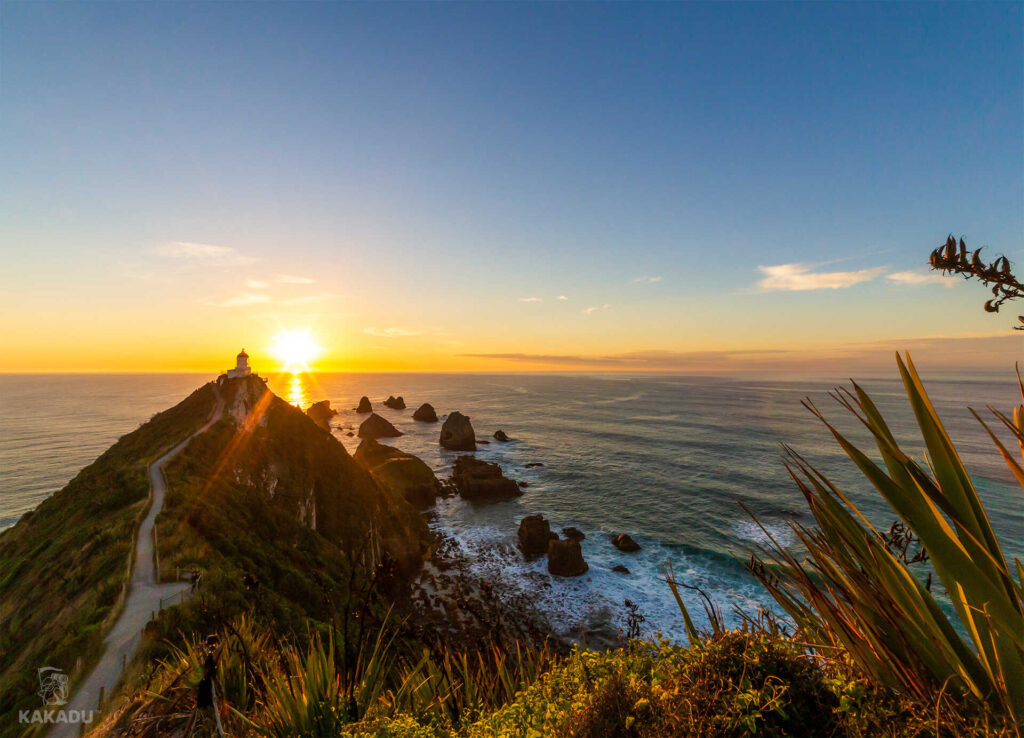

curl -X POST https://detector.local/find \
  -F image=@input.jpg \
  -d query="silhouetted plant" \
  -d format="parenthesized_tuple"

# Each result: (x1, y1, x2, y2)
(623, 599, 646, 641)
(929, 235, 1024, 329)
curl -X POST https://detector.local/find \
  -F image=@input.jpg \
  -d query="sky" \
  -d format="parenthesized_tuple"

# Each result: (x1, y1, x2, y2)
(0, 1, 1021, 373)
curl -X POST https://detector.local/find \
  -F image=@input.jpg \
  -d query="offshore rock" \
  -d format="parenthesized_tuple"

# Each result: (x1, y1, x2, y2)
(612, 533, 641, 552)
(358, 413, 403, 440)
(356, 396, 373, 413)
(383, 395, 406, 410)
(518, 514, 556, 556)
(493, 430, 510, 442)
(440, 411, 476, 451)
(562, 527, 586, 542)
(305, 400, 337, 431)
(412, 403, 438, 422)
(548, 539, 588, 577)
(451, 456, 521, 502)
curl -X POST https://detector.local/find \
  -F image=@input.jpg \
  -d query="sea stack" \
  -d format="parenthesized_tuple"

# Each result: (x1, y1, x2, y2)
(356, 396, 373, 413)
(518, 514, 556, 556)
(548, 538, 588, 577)
(358, 412, 403, 439)
(412, 403, 437, 422)
(493, 430, 510, 442)
(383, 395, 406, 410)
(440, 410, 476, 450)
(305, 400, 337, 431)
(451, 456, 521, 502)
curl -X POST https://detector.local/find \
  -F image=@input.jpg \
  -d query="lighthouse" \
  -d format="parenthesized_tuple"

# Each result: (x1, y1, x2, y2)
(226, 349, 252, 378)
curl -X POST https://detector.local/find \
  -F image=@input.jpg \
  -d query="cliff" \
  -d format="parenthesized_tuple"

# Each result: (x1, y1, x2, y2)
(0, 376, 430, 735)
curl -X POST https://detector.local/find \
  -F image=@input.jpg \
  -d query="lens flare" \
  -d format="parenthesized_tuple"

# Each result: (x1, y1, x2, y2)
(270, 329, 321, 372)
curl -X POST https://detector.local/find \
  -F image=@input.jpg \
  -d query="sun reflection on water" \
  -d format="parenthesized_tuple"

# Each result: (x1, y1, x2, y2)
(286, 372, 308, 408)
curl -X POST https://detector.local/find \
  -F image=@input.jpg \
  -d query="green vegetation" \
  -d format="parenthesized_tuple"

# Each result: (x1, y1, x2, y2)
(747, 355, 1024, 726)
(0, 382, 216, 736)
(929, 235, 1024, 330)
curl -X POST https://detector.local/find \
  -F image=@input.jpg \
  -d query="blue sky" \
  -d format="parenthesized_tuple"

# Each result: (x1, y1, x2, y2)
(1, 1, 1021, 371)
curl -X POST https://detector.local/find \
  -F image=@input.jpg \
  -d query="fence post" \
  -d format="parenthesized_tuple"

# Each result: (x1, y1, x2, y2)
(98, 686, 105, 709)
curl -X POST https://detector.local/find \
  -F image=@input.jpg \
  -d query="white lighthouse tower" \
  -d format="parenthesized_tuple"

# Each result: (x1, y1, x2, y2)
(226, 349, 252, 378)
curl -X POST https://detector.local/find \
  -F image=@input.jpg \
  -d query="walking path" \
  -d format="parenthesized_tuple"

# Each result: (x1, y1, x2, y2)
(50, 383, 224, 737)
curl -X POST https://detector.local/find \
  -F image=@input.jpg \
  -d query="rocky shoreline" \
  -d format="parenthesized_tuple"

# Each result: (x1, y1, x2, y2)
(318, 391, 641, 652)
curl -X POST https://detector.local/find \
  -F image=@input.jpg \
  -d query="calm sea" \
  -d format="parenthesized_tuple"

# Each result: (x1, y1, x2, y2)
(1, 370, 1021, 641)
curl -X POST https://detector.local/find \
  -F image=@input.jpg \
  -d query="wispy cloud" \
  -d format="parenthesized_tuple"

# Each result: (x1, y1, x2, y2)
(461, 335, 1019, 372)
(279, 274, 315, 284)
(363, 326, 424, 338)
(519, 297, 543, 303)
(154, 241, 258, 266)
(583, 304, 611, 315)
(757, 263, 884, 291)
(247, 280, 270, 289)
(632, 275, 663, 284)
(886, 271, 957, 288)
(282, 293, 340, 305)
(461, 349, 789, 368)
(208, 292, 272, 308)
(557, 295, 569, 301)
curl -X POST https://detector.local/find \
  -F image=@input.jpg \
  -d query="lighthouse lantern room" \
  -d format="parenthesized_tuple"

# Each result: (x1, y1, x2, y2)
(226, 349, 252, 378)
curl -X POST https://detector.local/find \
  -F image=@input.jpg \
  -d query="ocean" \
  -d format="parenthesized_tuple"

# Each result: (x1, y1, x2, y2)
(2, 370, 1021, 642)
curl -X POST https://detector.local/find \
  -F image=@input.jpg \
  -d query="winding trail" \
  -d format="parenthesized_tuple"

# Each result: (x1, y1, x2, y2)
(50, 383, 224, 737)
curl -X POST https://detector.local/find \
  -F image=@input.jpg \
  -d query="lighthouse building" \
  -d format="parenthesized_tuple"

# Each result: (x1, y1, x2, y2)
(226, 349, 252, 378)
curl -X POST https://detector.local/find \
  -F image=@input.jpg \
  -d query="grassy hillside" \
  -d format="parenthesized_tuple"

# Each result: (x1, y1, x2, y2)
(141, 376, 431, 680)
(0, 382, 217, 735)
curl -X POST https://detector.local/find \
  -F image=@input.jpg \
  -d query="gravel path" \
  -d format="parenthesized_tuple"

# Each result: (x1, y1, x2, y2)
(49, 383, 223, 737)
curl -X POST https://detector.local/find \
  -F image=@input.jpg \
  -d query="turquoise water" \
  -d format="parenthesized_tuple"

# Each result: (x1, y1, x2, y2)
(1, 370, 1021, 640)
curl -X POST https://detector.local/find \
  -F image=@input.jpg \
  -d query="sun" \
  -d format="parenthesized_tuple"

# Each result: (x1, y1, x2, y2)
(270, 329, 322, 372)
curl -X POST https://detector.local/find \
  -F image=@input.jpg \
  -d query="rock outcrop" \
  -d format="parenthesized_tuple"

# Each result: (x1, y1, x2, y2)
(358, 412, 403, 439)
(517, 514, 556, 556)
(562, 527, 586, 542)
(412, 403, 437, 422)
(354, 438, 440, 509)
(493, 430, 510, 442)
(383, 395, 406, 410)
(451, 456, 521, 502)
(305, 400, 337, 431)
(547, 539, 588, 577)
(440, 411, 476, 451)
(611, 533, 641, 552)
(356, 396, 373, 413)
(611, 564, 630, 574)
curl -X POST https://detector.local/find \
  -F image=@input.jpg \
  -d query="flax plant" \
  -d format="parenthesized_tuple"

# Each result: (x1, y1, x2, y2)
(746, 355, 1024, 725)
